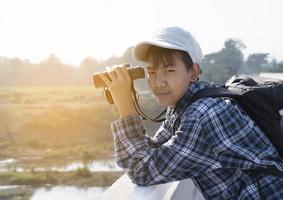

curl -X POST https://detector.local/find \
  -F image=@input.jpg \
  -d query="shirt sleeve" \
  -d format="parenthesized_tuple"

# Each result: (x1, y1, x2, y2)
(145, 120, 174, 148)
(111, 114, 218, 186)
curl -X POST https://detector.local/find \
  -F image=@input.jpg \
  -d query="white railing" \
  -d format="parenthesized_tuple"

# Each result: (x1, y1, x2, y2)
(259, 72, 283, 80)
(100, 174, 205, 200)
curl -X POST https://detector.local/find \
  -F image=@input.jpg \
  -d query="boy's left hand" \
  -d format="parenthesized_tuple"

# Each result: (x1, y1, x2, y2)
(98, 65, 137, 118)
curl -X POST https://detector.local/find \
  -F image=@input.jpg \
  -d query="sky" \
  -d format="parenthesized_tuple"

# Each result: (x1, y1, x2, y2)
(0, 0, 283, 66)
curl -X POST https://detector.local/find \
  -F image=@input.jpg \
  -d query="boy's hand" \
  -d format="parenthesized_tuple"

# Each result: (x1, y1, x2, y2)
(98, 65, 137, 118)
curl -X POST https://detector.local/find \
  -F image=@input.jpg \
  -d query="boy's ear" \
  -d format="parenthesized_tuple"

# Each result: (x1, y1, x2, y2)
(190, 64, 201, 82)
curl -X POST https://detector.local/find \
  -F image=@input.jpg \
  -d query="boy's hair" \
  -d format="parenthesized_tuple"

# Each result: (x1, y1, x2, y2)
(145, 46, 194, 71)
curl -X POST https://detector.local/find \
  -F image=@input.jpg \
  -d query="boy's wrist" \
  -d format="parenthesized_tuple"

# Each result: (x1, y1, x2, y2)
(118, 105, 137, 118)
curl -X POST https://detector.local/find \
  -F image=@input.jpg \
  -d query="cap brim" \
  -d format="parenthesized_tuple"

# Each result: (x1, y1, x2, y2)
(133, 41, 187, 62)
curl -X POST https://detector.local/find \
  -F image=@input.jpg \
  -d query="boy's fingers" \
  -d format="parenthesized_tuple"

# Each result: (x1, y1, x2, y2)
(108, 66, 118, 81)
(121, 66, 131, 81)
(108, 70, 117, 81)
(99, 73, 111, 86)
(105, 66, 117, 81)
(115, 66, 124, 79)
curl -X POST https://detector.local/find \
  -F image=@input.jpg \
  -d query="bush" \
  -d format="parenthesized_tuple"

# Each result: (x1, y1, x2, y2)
(73, 166, 91, 177)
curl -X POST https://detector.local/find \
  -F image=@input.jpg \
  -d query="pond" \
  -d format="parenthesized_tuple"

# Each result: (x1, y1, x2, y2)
(0, 158, 118, 199)
(0, 185, 108, 200)
(30, 186, 107, 200)
(0, 158, 122, 172)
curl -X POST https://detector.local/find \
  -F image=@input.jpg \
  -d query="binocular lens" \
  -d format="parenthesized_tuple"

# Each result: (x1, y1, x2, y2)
(92, 66, 145, 88)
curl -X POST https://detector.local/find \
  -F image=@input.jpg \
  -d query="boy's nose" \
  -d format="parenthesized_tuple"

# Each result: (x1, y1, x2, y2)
(155, 73, 166, 87)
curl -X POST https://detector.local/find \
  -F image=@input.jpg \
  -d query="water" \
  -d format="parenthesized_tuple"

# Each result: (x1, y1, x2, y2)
(0, 159, 122, 172)
(0, 159, 117, 199)
(0, 185, 20, 190)
(0, 158, 16, 166)
(0, 185, 107, 200)
(30, 186, 107, 200)
(46, 159, 122, 172)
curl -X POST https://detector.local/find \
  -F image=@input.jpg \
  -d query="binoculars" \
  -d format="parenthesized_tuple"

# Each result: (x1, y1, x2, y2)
(92, 64, 145, 88)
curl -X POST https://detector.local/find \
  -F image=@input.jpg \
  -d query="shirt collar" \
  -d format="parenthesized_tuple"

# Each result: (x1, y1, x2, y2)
(166, 81, 211, 117)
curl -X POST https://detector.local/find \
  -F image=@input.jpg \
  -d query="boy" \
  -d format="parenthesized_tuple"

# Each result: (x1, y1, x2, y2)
(99, 26, 283, 199)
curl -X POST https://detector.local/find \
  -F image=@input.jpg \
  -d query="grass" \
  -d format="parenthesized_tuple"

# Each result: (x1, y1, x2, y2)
(0, 171, 123, 187)
(0, 85, 118, 159)
(0, 85, 159, 196)
(0, 85, 161, 160)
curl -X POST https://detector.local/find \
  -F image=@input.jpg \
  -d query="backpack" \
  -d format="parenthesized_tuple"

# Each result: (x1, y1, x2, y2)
(188, 76, 283, 177)
(189, 76, 283, 158)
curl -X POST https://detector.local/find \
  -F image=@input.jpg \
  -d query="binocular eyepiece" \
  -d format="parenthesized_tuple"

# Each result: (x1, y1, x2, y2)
(92, 64, 145, 88)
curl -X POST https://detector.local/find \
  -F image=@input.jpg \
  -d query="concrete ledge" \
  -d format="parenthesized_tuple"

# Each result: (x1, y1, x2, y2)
(100, 174, 205, 200)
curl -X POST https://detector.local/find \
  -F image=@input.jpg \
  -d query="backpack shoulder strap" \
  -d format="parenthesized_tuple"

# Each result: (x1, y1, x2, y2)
(188, 87, 240, 107)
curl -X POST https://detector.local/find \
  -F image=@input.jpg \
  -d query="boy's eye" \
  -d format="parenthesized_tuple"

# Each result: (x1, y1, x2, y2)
(148, 71, 155, 75)
(165, 69, 175, 73)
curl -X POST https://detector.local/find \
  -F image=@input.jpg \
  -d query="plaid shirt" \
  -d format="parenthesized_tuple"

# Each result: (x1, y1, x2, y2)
(111, 81, 283, 199)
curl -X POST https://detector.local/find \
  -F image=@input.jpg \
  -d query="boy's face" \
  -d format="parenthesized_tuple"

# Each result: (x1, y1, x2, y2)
(147, 53, 195, 107)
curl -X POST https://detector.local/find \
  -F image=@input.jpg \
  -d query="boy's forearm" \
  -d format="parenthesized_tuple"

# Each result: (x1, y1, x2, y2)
(118, 105, 138, 118)
(116, 100, 138, 118)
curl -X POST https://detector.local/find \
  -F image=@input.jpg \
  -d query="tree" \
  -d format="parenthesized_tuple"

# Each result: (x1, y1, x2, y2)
(217, 39, 246, 76)
(78, 57, 102, 83)
(200, 39, 246, 85)
(245, 53, 269, 74)
(267, 60, 283, 72)
(39, 54, 64, 84)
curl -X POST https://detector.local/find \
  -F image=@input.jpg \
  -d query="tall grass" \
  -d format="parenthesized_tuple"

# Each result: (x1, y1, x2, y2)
(0, 85, 161, 159)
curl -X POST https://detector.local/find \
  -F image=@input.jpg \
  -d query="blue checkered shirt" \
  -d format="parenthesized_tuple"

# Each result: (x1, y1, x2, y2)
(111, 81, 283, 199)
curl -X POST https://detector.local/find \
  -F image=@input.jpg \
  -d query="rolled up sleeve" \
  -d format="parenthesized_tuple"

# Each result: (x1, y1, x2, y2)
(111, 113, 218, 186)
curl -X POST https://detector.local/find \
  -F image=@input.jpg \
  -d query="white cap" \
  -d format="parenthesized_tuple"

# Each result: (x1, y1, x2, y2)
(133, 26, 203, 64)
(279, 109, 283, 116)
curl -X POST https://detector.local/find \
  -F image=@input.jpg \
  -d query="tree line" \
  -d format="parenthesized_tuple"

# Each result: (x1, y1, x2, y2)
(0, 39, 282, 86)
(200, 39, 283, 84)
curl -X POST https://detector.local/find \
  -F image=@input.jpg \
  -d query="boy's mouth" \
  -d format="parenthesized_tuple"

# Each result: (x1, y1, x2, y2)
(155, 92, 171, 96)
